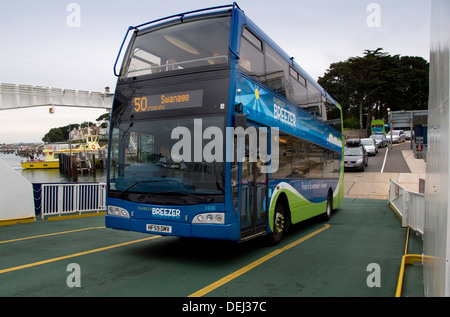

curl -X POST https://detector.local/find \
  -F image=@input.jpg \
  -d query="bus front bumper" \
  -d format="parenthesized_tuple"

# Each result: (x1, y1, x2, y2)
(105, 215, 240, 241)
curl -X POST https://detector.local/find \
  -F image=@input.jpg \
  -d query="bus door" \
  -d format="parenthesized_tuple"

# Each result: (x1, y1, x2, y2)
(238, 123, 268, 241)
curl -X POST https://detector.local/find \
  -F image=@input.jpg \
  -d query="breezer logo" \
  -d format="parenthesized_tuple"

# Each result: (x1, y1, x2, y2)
(152, 208, 181, 218)
(274, 104, 296, 127)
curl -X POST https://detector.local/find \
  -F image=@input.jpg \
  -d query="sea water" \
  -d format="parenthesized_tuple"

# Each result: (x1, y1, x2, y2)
(0, 152, 107, 184)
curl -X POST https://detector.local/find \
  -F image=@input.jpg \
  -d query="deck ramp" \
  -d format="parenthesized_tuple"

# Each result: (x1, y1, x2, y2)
(0, 158, 35, 224)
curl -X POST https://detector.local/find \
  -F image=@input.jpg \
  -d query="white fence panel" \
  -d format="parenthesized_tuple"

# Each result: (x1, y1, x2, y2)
(389, 179, 425, 235)
(40, 183, 106, 219)
(408, 192, 425, 235)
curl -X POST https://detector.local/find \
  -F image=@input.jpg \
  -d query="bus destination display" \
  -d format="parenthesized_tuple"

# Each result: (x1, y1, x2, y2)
(133, 89, 203, 113)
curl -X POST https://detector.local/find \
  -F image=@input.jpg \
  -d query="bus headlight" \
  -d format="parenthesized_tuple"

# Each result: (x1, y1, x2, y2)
(108, 205, 130, 218)
(215, 214, 223, 223)
(192, 213, 225, 224)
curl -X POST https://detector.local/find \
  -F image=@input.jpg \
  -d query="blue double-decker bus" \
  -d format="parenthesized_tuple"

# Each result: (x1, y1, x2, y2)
(106, 3, 344, 244)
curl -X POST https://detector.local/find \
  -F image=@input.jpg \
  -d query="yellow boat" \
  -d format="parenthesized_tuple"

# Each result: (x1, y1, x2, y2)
(58, 135, 102, 153)
(21, 135, 103, 169)
(21, 150, 60, 169)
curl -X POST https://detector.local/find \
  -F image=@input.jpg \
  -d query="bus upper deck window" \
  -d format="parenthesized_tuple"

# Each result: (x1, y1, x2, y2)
(121, 16, 231, 79)
(238, 28, 264, 76)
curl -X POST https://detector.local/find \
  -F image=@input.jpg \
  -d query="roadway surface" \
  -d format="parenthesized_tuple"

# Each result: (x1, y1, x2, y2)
(0, 141, 424, 307)
(345, 141, 424, 200)
(352, 141, 412, 174)
(0, 202, 423, 302)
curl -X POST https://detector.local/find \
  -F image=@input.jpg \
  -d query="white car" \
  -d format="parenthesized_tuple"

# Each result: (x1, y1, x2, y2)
(370, 134, 387, 148)
(361, 138, 378, 156)
(387, 130, 406, 143)
(404, 130, 413, 140)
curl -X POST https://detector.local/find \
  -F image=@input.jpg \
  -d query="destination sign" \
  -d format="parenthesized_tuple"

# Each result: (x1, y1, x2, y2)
(132, 89, 203, 113)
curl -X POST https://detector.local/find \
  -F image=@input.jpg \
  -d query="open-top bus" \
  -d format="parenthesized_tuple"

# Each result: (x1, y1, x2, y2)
(106, 3, 344, 244)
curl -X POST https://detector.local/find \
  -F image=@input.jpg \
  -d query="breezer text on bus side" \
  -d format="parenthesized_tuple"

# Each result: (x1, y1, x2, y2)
(273, 104, 296, 127)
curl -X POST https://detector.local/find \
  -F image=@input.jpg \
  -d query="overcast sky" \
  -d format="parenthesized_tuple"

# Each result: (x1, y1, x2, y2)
(0, 0, 431, 143)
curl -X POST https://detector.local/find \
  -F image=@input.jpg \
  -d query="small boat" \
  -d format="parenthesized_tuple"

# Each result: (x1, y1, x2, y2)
(21, 135, 103, 169)
(21, 150, 60, 169)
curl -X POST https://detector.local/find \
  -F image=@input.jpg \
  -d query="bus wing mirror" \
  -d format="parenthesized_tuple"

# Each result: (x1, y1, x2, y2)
(234, 114, 247, 128)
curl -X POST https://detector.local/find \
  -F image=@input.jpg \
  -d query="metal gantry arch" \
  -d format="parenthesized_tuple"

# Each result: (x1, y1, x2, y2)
(0, 83, 113, 111)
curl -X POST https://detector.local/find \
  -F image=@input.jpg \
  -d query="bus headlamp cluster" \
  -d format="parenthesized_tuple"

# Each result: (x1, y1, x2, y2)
(192, 213, 225, 224)
(108, 205, 130, 218)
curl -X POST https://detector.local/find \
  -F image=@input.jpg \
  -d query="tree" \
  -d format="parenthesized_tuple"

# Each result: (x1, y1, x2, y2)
(96, 112, 110, 128)
(318, 48, 429, 130)
(42, 128, 65, 143)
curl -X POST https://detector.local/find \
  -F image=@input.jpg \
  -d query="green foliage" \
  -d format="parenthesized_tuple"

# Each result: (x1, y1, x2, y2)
(96, 112, 110, 128)
(318, 48, 429, 129)
(343, 117, 360, 129)
(42, 124, 79, 142)
(42, 128, 65, 142)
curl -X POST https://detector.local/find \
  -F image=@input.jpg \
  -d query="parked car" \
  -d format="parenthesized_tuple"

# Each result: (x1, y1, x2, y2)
(346, 138, 361, 147)
(361, 138, 378, 155)
(404, 130, 413, 140)
(369, 134, 387, 148)
(344, 145, 368, 171)
(387, 130, 406, 143)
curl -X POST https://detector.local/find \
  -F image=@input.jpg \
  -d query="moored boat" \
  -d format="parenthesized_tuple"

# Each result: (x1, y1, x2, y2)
(20, 135, 103, 169)
(21, 150, 60, 169)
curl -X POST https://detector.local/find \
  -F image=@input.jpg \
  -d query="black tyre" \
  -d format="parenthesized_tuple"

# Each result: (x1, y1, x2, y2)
(267, 202, 286, 245)
(323, 191, 333, 221)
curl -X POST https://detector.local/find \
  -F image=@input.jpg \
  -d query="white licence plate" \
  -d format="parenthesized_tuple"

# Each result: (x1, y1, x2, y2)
(146, 224, 172, 233)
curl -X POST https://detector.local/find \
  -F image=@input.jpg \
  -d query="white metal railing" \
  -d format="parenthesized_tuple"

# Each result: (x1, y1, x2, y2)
(37, 183, 106, 219)
(389, 178, 425, 235)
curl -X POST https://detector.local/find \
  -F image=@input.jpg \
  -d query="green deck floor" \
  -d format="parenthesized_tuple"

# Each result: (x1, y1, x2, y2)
(0, 198, 423, 298)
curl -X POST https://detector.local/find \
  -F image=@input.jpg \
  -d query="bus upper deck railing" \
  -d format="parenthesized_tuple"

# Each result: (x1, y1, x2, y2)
(33, 183, 107, 219)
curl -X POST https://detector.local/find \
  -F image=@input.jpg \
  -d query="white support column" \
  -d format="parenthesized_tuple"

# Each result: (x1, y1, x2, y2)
(424, 0, 450, 297)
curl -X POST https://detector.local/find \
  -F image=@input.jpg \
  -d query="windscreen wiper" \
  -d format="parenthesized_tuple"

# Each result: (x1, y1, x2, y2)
(119, 179, 178, 197)
(155, 190, 214, 203)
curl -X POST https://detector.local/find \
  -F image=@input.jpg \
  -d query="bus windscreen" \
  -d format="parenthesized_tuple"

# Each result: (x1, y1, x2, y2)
(121, 15, 231, 78)
(108, 115, 225, 204)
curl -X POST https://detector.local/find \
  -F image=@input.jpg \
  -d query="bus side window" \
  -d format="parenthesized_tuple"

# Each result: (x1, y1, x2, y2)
(264, 45, 288, 98)
(238, 29, 264, 77)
